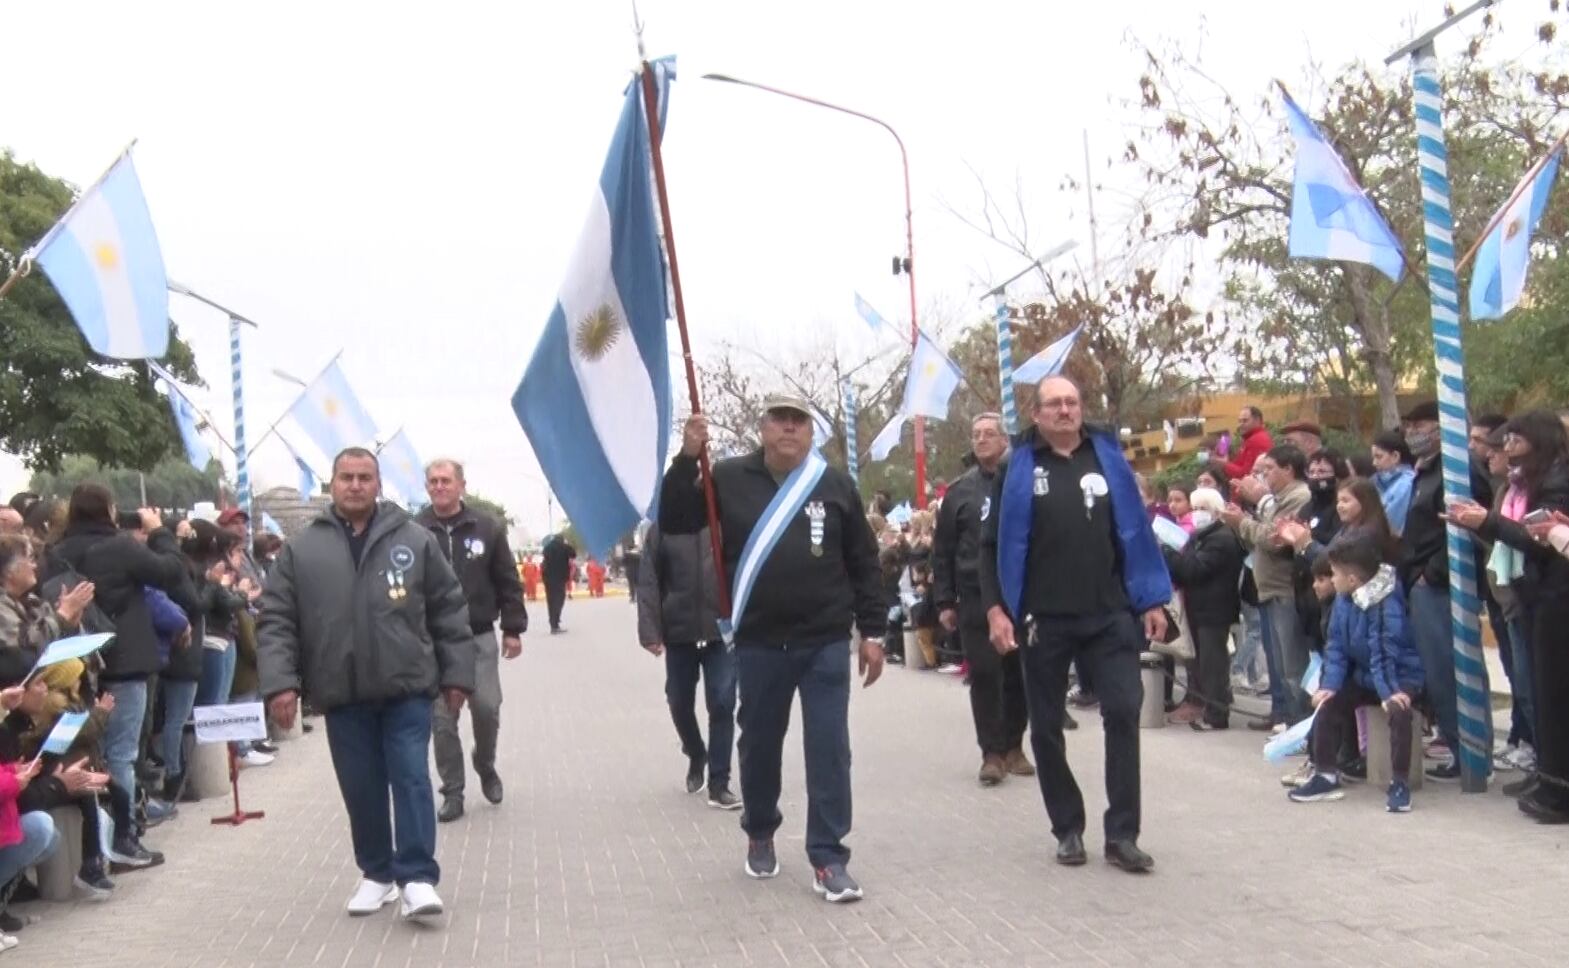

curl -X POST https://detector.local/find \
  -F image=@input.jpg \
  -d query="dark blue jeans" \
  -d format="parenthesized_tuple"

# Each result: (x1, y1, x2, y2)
(736, 640, 852, 868)
(1410, 581, 1459, 755)
(324, 695, 440, 886)
(1507, 610, 1537, 748)
(665, 641, 736, 788)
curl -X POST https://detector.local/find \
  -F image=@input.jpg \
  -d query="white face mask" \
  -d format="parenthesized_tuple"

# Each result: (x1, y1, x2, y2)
(1191, 510, 1216, 530)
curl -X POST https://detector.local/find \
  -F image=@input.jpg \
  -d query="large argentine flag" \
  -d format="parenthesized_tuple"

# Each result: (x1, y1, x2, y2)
(512, 59, 675, 557)
(30, 150, 170, 359)
(1282, 93, 1404, 283)
(1469, 147, 1562, 320)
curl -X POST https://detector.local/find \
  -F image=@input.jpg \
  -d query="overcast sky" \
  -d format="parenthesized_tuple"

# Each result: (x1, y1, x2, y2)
(1, 0, 1544, 539)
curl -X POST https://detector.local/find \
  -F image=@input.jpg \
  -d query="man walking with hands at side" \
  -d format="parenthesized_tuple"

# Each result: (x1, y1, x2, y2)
(979, 376, 1171, 874)
(660, 396, 886, 904)
(259, 447, 477, 921)
(417, 459, 528, 824)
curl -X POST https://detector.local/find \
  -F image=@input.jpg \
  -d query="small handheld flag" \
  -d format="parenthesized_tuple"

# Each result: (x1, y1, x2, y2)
(39, 710, 91, 757)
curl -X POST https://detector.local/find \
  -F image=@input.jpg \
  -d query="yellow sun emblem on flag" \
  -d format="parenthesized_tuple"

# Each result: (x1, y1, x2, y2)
(1504, 216, 1525, 241)
(574, 304, 622, 362)
(922, 360, 939, 378)
(323, 395, 341, 419)
(93, 241, 119, 270)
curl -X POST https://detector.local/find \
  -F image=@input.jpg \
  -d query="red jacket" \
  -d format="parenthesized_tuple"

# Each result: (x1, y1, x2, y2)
(1225, 426, 1273, 481)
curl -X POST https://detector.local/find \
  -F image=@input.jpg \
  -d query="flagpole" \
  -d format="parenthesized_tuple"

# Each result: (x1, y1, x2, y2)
(1453, 128, 1569, 274)
(981, 241, 1078, 433)
(1386, 1, 1495, 793)
(146, 360, 238, 455)
(639, 59, 732, 617)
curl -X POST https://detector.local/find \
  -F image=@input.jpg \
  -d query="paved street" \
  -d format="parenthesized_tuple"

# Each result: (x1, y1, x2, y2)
(22, 596, 1569, 968)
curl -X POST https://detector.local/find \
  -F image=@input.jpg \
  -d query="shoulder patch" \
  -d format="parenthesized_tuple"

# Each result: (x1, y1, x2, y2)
(389, 544, 416, 572)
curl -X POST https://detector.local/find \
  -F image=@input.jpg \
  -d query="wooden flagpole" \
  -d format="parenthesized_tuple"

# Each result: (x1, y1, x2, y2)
(637, 59, 731, 617)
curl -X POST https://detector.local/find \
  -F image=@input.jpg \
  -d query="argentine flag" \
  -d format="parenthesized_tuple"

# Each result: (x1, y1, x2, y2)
(900, 329, 963, 420)
(869, 412, 907, 461)
(378, 428, 427, 507)
(1469, 148, 1562, 321)
(288, 360, 380, 462)
(1282, 93, 1404, 282)
(282, 439, 321, 497)
(512, 59, 675, 557)
(147, 361, 213, 471)
(29, 150, 169, 359)
(1011, 325, 1082, 389)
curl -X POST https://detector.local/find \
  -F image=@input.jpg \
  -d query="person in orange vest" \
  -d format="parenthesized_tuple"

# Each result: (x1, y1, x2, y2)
(586, 557, 607, 597)
(522, 557, 541, 602)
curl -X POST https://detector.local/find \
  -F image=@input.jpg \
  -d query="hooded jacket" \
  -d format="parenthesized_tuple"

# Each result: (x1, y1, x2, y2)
(1321, 564, 1424, 699)
(635, 524, 721, 646)
(256, 503, 477, 711)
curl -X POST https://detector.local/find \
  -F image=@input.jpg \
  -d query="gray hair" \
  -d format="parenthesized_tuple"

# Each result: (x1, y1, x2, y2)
(971, 412, 1006, 435)
(425, 458, 465, 482)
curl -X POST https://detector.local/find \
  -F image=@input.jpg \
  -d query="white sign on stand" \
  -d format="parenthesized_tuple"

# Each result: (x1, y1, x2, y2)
(193, 702, 268, 743)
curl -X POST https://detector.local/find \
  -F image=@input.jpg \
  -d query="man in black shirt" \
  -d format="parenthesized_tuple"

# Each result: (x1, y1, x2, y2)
(979, 377, 1172, 874)
(660, 396, 885, 904)
(540, 534, 576, 633)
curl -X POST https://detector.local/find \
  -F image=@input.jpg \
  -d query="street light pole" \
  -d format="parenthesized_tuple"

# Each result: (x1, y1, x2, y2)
(702, 72, 929, 507)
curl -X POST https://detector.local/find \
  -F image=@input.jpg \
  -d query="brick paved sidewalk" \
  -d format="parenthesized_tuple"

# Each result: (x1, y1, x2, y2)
(19, 598, 1569, 968)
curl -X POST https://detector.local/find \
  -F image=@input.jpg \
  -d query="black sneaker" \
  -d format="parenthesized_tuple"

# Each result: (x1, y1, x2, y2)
(1425, 759, 1462, 782)
(685, 756, 706, 795)
(107, 836, 157, 869)
(1339, 757, 1367, 784)
(813, 864, 864, 903)
(707, 786, 741, 811)
(478, 770, 504, 805)
(74, 860, 116, 901)
(745, 838, 779, 879)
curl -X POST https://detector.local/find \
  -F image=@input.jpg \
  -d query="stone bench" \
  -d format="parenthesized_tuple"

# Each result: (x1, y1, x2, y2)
(32, 805, 84, 902)
(1365, 704, 1425, 790)
(1138, 652, 1166, 729)
(186, 738, 234, 801)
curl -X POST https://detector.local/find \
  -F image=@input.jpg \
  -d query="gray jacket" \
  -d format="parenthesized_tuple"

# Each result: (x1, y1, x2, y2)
(256, 503, 477, 711)
(635, 524, 721, 646)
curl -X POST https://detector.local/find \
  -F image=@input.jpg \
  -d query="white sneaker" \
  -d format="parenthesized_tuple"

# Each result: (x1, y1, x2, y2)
(1508, 744, 1538, 771)
(239, 749, 275, 768)
(0, 934, 17, 952)
(400, 881, 444, 920)
(345, 879, 398, 916)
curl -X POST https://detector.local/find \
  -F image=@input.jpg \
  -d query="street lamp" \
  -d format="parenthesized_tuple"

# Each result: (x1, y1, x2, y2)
(702, 72, 930, 507)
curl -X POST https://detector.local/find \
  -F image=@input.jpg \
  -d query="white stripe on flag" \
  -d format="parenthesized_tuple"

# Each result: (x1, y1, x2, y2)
(62, 189, 142, 359)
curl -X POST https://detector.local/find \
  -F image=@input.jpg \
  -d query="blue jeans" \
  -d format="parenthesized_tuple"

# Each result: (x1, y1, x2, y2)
(324, 695, 439, 886)
(737, 641, 852, 868)
(103, 678, 150, 803)
(1258, 599, 1308, 723)
(1410, 581, 1459, 754)
(159, 679, 200, 779)
(1507, 611, 1537, 749)
(664, 641, 737, 788)
(197, 639, 237, 707)
(1232, 603, 1265, 685)
(0, 811, 59, 889)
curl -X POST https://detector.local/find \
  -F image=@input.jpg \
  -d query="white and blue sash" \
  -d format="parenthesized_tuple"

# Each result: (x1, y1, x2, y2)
(718, 450, 828, 647)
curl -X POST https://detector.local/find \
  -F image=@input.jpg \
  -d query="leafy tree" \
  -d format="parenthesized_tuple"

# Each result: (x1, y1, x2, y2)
(30, 454, 228, 509)
(0, 150, 204, 471)
(464, 490, 513, 527)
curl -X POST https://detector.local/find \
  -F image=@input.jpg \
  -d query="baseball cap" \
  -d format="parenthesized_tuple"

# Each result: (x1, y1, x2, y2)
(1279, 420, 1322, 438)
(761, 394, 813, 417)
(217, 507, 250, 526)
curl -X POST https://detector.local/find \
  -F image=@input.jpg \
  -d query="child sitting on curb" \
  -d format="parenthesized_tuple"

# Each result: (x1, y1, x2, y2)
(1288, 536, 1425, 813)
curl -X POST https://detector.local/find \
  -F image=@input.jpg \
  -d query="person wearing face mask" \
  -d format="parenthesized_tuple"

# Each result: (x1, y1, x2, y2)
(1369, 431, 1416, 536)
(1160, 488, 1245, 731)
(1397, 401, 1493, 783)
(1301, 450, 1350, 547)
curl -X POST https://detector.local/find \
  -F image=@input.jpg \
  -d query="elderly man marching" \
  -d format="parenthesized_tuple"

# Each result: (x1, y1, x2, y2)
(659, 395, 886, 903)
(978, 376, 1172, 874)
(416, 459, 528, 824)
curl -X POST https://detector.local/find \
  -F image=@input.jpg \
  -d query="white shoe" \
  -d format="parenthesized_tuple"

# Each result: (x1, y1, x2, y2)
(239, 749, 275, 768)
(345, 879, 398, 916)
(0, 934, 17, 952)
(400, 881, 444, 920)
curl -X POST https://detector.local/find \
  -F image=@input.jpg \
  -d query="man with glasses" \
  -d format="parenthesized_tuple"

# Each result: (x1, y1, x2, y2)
(934, 413, 1032, 787)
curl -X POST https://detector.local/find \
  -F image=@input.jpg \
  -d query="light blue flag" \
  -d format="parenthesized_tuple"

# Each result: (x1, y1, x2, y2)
(378, 428, 427, 507)
(147, 362, 213, 472)
(853, 293, 904, 343)
(283, 440, 320, 496)
(869, 412, 907, 461)
(39, 710, 91, 757)
(512, 58, 675, 557)
(1469, 148, 1562, 320)
(288, 360, 380, 460)
(900, 330, 964, 420)
(29, 151, 169, 359)
(1282, 93, 1404, 282)
(811, 407, 834, 450)
(31, 633, 115, 672)
(260, 511, 283, 536)
(1011, 325, 1082, 389)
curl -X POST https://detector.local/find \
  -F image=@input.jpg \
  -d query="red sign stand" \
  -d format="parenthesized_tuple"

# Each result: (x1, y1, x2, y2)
(211, 745, 265, 826)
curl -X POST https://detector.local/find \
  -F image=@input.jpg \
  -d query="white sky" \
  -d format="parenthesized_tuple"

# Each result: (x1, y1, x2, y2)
(1, 0, 1546, 537)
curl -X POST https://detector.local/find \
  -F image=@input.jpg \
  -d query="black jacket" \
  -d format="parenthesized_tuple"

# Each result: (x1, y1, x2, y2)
(44, 523, 200, 681)
(635, 524, 721, 646)
(932, 462, 999, 626)
(1478, 461, 1569, 609)
(1161, 522, 1245, 628)
(658, 451, 885, 647)
(415, 503, 528, 635)
(541, 536, 577, 584)
(1401, 454, 1493, 590)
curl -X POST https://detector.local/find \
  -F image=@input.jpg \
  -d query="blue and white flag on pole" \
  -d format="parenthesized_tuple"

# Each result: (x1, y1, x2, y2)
(288, 360, 380, 460)
(147, 362, 213, 471)
(282, 439, 320, 497)
(811, 407, 834, 450)
(39, 710, 91, 757)
(260, 511, 284, 536)
(512, 58, 675, 557)
(28, 150, 170, 359)
(1011, 325, 1082, 389)
(1282, 93, 1404, 282)
(853, 293, 904, 343)
(31, 634, 115, 673)
(900, 330, 963, 420)
(869, 412, 907, 461)
(1469, 148, 1562, 321)
(843, 381, 859, 479)
(378, 428, 426, 507)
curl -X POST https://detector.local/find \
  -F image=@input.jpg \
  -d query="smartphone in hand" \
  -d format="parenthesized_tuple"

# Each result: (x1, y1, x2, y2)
(1523, 509, 1552, 527)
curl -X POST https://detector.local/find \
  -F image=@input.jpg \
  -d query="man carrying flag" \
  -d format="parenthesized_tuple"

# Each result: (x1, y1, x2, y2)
(660, 396, 885, 903)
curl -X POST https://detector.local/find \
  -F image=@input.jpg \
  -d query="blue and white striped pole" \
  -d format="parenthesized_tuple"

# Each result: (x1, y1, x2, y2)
(1409, 47, 1491, 792)
(229, 315, 251, 516)
(994, 297, 1016, 433)
(843, 380, 859, 480)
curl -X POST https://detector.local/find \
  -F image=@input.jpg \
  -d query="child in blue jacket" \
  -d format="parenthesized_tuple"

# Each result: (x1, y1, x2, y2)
(1289, 536, 1425, 812)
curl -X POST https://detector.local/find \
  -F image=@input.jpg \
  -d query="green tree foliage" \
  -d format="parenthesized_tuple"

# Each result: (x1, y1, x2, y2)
(0, 150, 203, 472)
(464, 490, 513, 527)
(29, 454, 227, 509)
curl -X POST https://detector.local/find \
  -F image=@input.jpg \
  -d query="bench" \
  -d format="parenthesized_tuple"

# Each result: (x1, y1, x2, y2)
(186, 739, 233, 800)
(1138, 652, 1166, 729)
(32, 805, 84, 902)
(1365, 705, 1425, 790)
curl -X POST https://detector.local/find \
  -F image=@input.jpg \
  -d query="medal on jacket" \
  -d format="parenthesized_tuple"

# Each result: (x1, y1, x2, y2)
(1033, 467, 1049, 497)
(805, 501, 826, 557)
(386, 570, 407, 601)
